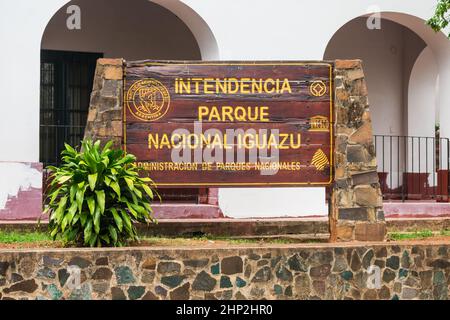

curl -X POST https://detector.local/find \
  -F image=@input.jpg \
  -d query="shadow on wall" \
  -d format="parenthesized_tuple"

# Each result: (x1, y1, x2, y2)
(41, 0, 202, 61)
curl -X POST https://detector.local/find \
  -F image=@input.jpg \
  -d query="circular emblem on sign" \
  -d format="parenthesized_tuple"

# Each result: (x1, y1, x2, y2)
(309, 80, 327, 97)
(126, 79, 170, 121)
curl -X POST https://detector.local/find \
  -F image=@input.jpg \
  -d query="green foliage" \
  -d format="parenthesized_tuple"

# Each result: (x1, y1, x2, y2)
(388, 230, 434, 241)
(44, 139, 157, 247)
(427, 0, 450, 38)
(0, 231, 52, 244)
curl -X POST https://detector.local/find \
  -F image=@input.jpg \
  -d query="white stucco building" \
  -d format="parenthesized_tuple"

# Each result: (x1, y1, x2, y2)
(0, 0, 449, 219)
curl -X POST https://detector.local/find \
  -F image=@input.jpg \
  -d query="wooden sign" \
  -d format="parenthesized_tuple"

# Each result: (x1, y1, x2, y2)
(124, 61, 334, 187)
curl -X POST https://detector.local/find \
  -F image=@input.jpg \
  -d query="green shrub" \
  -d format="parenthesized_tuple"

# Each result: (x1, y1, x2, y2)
(44, 139, 157, 247)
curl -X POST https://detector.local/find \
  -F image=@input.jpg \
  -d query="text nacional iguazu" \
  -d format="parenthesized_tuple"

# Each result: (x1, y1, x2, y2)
(147, 131, 302, 150)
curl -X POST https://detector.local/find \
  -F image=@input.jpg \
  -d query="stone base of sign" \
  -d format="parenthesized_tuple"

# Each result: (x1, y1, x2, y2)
(331, 60, 386, 242)
(84, 58, 386, 242)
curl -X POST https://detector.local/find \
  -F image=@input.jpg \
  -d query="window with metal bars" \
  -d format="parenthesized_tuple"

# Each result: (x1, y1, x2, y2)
(40, 49, 102, 167)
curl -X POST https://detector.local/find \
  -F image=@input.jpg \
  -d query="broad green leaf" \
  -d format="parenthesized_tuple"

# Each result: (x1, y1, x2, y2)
(89, 233, 97, 247)
(102, 140, 113, 154)
(130, 191, 138, 205)
(87, 196, 95, 216)
(76, 188, 85, 213)
(93, 206, 101, 234)
(84, 152, 97, 172)
(72, 214, 80, 225)
(111, 208, 123, 232)
(68, 201, 77, 216)
(57, 175, 72, 184)
(117, 154, 136, 165)
(100, 234, 110, 244)
(125, 169, 138, 176)
(84, 219, 92, 244)
(104, 176, 111, 186)
(80, 212, 88, 226)
(50, 227, 59, 238)
(131, 203, 147, 215)
(88, 173, 98, 191)
(49, 186, 62, 205)
(58, 196, 68, 211)
(102, 157, 109, 168)
(124, 177, 134, 190)
(125, 201, 138, 218)
(143, 202, 153, 214)
(64, 142, 77, 154)
(110, 181, 121, 197)
(120, 209, 132, 231)
(108, 225, 118, 243)
(95, 190, 105, 214)
(133, 187, 142, 199)
(141, 184, 154, 199)
(69, 184, 77, 202)
(61, 215, 69, 232)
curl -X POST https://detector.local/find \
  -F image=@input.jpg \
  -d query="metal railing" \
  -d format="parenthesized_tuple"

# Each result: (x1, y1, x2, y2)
(374, 135, 450, 202)
(40, 124, 86, 167)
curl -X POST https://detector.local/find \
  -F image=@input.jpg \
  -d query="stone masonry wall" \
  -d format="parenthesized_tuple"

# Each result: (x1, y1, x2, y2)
(332, 60, 386, 241)
(84, 58, 124, 148)
(0, 243, 448, 300)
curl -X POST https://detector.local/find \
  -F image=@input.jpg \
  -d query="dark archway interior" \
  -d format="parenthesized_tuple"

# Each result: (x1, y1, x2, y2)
(40, 0, 203, 203)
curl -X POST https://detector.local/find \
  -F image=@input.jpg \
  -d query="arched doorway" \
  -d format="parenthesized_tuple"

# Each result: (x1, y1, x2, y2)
(40, 0, 219, 207)
(324, 12, 450, 203)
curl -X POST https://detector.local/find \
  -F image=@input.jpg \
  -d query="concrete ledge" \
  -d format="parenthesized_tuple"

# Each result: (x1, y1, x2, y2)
(386, 217, 450, 232)
(0, 242, 448, 300)
(384, 202, 450, 218)
(0, 218, 329, 236)
(152, 204, 223, 219)
(0, 217, 449, 236)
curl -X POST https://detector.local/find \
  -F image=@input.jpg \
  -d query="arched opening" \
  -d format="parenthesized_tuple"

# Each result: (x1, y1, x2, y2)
(39, 0, 219, 207)
(324, 16, 427, 137)
(324, 12, 450, 205)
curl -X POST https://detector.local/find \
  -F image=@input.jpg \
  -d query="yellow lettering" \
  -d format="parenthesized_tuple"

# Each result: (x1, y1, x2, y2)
(203, 78, 214, 94)
(281, 78, 292, 93)
(240, 78, 250, 94)
(227, 78, 239, 94)
(264, 78, 275, 93)
(198, 106, 209, 121)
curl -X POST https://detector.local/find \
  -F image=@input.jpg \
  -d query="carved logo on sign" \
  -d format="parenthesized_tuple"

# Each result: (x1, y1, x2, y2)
(309, 115, 330, 132)
(126, 79, 170, 121)
(311, 149, 329, 171)
(310, 80, 327, 97)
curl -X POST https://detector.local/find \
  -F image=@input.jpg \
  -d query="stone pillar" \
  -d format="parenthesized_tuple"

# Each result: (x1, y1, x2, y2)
(84, 58, 124, 147)
(330, 60, 386, 242)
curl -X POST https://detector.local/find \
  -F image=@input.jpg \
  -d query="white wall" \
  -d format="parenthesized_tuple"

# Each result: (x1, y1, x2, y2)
(1, 0, 450, 218)
(407, 47, 439, 185)
(408, 47, 438, 138)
